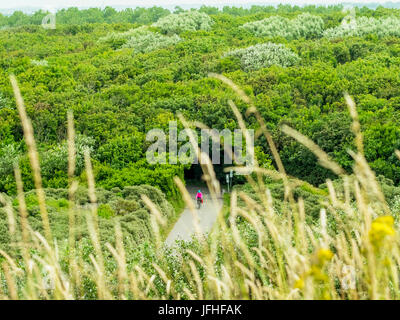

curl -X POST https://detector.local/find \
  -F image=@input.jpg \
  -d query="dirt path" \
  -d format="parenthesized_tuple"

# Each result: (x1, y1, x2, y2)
(165, 186, 223, 246)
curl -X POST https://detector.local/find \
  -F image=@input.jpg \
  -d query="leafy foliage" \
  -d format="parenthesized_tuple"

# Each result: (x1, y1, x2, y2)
(241, 13, 325, 39)
(100, 26, 181, 53)
(0, 184, 175, 253)
(324, 16, 400, 39)
(121, 27, 181, 53)
(224, 42, 300, 71)
(2, 4, 400, 301)
(153, 11, 214, 34)
(1, 4, 400, 196)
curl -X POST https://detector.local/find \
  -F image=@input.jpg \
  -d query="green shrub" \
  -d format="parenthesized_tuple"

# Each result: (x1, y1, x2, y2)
(97, 204, 115, 218)
(324, 16, 400, 39)
(121, 28, 181, 54)
(224, 42, 300, 71)
(241, 13, 325, 39)
(153, 11, 214, 34)
(97, 133, 144, 169)
(0, 184, 175, 253)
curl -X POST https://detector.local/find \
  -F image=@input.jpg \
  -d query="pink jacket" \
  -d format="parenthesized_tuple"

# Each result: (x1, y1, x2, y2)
(196, 192, 203, 199)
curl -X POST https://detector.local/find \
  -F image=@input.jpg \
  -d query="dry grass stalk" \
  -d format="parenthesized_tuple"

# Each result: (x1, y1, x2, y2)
(1, 74, 400, 300)
(10, 75, 52, 243)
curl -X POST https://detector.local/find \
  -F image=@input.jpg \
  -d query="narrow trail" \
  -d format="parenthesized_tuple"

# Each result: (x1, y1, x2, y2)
(165, 186, 223, 246)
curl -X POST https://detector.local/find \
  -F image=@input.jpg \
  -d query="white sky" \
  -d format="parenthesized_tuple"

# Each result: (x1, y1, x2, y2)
(0, 0, 396, 10)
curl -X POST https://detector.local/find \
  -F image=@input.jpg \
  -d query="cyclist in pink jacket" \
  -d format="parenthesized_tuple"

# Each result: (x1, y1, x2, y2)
(196, 190, 203, 208)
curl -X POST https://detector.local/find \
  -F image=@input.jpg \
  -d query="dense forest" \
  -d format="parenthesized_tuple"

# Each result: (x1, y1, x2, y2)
(1, 5, 400, 199)
(2, 4, 400, 300)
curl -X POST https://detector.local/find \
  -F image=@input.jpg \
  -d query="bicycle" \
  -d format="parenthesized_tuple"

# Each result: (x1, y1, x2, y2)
(196, 198, 202, 209)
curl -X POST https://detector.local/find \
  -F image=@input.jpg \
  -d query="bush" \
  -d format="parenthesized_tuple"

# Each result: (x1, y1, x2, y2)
(98, 26, 144, 48)
(241, 13, 325, 40)
(100, 26, 181, 53)
(30, 59, 48, 67)
(0, 144, 22, 176)
(224, 42, 300, 71)
(323, 16, 400, 39)
(93, 160, 185, 200)
(233, 179, 327, 221)
(153, 11, 214, 34)
(0, 184, 175, 252)
(41, 134, 95, 179)
(121, 28, 181, 54)
(97, 133, 144, 169)
(97, 203, 115, 218)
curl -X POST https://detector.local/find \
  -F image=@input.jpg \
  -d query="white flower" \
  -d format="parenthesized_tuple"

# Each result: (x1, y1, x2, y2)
(121, 30, 181, 54)
(224, 42, 300, 71)
(241, 13, 325, 40)
(31, 59, 49, 67)
(323, 16, 400, 39)
(153, 11, 214, 34)
(100, 26, 181, 54)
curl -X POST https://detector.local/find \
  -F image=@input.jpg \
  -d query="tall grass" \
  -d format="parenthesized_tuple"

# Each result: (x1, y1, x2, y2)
(1, 74, 400, 300)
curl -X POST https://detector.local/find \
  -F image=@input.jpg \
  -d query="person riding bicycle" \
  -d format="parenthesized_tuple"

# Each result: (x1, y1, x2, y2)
(196, 190, 203, 207)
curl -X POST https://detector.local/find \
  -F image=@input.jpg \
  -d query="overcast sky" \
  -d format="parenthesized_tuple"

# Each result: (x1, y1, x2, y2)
(0, 0, 396, 10)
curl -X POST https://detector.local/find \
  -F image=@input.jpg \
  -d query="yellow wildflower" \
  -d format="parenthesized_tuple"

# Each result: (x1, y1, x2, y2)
(369, 216, 395, 248)
(317, 248, 334, 265)
(309, 265, 329, 282)
(294, 278, 304, 290)
(294, 248, 334, 292)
